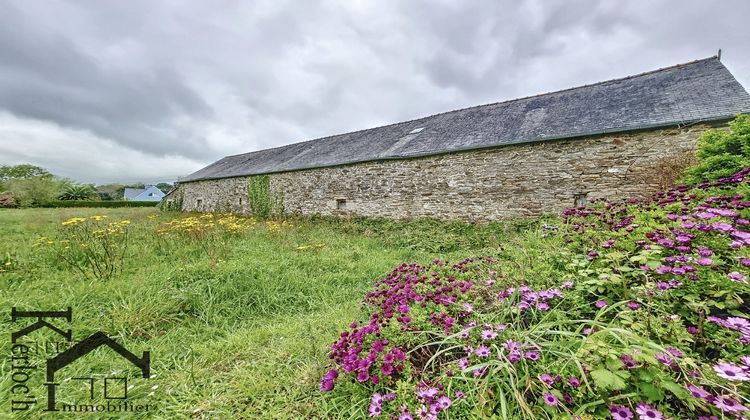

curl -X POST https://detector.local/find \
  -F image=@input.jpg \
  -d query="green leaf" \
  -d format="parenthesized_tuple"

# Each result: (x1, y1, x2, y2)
(661, 381, 689, 399)
(639, 383, 664, 402)
(590, 368, 627, 391)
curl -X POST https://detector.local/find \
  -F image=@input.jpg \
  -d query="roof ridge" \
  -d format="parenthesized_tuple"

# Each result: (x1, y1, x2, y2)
(220, 56, 720, 160)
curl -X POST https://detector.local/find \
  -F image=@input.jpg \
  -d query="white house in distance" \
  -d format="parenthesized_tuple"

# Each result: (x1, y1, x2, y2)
(123, 185, 165, 201)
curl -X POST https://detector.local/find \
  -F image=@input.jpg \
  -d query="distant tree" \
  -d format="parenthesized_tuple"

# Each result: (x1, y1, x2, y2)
(4, 177, 65, 207)
(59, 184, 98, 201)
(0, 164, 52, 181)
(682, 115, 750, 184)
(155, 182, 173, 193)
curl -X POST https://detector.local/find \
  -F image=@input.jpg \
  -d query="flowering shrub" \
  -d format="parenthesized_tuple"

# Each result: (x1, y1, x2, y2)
(35, 215, 130, 280)
(156, 213, 257, 261)
(320, 169, 750, 419)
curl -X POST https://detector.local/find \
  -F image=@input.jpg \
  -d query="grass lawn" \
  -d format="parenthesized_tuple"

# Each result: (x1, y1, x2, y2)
(0, 207, 551, 418)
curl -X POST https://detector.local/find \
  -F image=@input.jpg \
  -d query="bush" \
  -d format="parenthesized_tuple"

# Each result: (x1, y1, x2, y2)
(41, 200, 158, 208)
(683, 115, 750, 184)
(3, 176, 65, 207)
(319, 168, 750, 419)
(0, 192, 17, 208)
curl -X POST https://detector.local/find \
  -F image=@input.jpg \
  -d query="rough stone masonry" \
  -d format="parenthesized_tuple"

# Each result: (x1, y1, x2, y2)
(172, 124, 710, 221)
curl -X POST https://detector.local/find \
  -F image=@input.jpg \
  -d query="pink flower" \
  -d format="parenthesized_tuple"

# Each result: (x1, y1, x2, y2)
(594, 300, 608, 309)
(475, 345, 490, 358)
(635, 403, 663, 419)
(436, 395, 451, 410)
(609, 404, 633, 420)
(728, 271, 747, 283)
(713, 396, 749, 414)
(542, 393, 558, 406)
(481, 330, 498, 340)
(686, 384, 709, 399)
(627, 301, 640, 310)
(696, 257, 714, 266)
(713, 362, 750, 381)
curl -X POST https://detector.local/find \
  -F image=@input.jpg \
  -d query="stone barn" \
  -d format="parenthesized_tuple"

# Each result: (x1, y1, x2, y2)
(172, 57, 750, 221)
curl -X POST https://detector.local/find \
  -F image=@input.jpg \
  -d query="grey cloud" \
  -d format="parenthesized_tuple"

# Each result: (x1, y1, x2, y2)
(0, 0, 747, 183)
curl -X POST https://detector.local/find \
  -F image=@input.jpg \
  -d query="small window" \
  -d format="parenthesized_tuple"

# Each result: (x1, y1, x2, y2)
(197, 199, 203, 207)
(336, 199, 347, 210)
(239, 197, 243, 206)
(574, 193, 588, 208)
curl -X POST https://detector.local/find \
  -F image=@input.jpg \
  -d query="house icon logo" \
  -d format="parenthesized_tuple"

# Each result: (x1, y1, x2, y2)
(9, 307, 153, 414)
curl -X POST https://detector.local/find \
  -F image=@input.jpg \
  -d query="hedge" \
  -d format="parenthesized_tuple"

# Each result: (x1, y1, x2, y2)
(40, 200, 159, 208)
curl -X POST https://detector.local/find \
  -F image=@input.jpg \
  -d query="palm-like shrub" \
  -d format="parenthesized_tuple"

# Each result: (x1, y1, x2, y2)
(58, 184, 97, 201)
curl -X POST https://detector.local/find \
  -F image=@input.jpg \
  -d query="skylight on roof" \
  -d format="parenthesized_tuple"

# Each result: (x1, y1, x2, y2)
(409, 127, 425, 134)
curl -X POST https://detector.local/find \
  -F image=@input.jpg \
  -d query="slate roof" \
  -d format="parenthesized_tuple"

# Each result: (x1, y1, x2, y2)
(123, 188, 145, 200)
(182, 57, 750, 182)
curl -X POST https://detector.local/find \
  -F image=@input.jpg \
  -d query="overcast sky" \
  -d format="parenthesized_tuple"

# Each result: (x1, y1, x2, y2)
(0, 1, 748, 184)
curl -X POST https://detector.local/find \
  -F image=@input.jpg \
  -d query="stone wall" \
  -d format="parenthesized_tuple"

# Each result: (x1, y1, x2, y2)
(176, 125, 714, 221)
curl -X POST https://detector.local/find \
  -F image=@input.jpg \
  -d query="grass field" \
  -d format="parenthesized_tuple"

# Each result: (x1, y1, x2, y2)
(0, 207, 552, 418)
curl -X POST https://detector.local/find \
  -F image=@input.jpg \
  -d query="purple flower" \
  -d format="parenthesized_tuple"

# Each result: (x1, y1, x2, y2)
(666, 347, 683, 358)
(595, 300, 608, 309)
(475, 345, 490, 358)
(542, 393, 558, 407)
(627, 301, 640, 310)
(698, 246, 713, 257)
(536, 302, 550, 311)
(539, 373, 555, 386)
(635, 403, 663, 419)
(437, 395, 451, 410)
(687, 326, 699, 334)
(561, 281, 574, 288)
(713, 396, 749, 414)
(655, 352, 674, 367)
(567, 376, 580, 387)
(524, 351, 540, 361)
(728, 271, 747, 283)
(713, 362, 750, 381)
(619, 354, 637, 369)
(609, 404, 634, 420)
(455, 390, 465, 399)
(458, 358, 469, 370)
(481, 330, 498, 340)
(686, 384, 709, 399)
(696, 257, 714, 266)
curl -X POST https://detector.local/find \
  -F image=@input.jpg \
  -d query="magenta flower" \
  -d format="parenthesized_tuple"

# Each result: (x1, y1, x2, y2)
(728, 271, 747, 283)
(567, 376, 580, 387)
(458, 358, 469, 370)
(619, 354, 637, 369)
(475, 345, 490, 358)
(542, 393, 558, 406)
(627, 301, 640, 310)
(524, 351, 540, 361)
(594, 300, 608, 309)
(437, 395, 451, 410)
(609, 404, 634, 420)
(713, 395, 749, 414)
(696, 257, 714, 266)
(635, 403, 663, 419)
(713, 362, 750, 381)
(480, 330, 498, 340)
(686, 384, 709, 399)
(539, 373, 555, 386)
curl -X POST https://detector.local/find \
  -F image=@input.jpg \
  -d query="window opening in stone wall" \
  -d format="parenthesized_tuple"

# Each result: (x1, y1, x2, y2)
(239, 197, 243, 206)
(336, 199, 347, 210)
(197, 198, 203, 207)
(574, 193, 588, 208)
